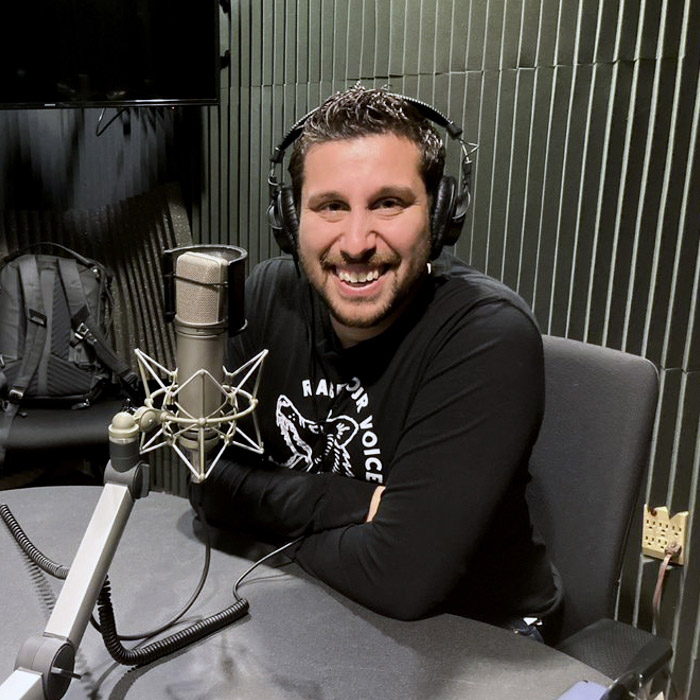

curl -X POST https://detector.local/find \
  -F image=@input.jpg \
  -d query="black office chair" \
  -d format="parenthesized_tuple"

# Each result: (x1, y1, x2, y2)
(1, 399, 126, 484)
(528, 335, 673, 688)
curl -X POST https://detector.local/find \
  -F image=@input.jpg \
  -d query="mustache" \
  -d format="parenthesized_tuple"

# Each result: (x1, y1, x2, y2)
(320, 250, 401, 268)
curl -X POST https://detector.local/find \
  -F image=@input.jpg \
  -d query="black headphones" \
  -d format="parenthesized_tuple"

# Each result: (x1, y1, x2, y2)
(267, 94, 476, 260)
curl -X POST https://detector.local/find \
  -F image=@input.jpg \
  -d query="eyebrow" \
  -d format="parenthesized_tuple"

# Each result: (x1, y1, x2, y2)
(306, 186, 418, 208)
(372, 186, 417, 201)
(306, 190, 345, 208)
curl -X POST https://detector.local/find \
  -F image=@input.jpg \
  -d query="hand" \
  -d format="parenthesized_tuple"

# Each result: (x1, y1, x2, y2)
(366, 486, 386, 522)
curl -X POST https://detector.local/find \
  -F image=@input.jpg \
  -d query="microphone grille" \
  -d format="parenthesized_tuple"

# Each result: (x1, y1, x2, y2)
(175, 252, 228, 324)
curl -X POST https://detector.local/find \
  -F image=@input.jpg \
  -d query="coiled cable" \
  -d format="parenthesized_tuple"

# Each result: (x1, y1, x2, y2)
(96, 579, 248, 667)
(0, 502, 214, 640)
(0, 502, 249, 667)
(0, 503, 70, 579)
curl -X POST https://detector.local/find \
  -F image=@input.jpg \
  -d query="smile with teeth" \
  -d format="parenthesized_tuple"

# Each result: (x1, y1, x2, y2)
(336, 267, 383, 285)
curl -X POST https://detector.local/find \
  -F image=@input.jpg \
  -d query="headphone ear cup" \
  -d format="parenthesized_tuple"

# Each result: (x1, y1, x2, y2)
(271, 186, 299, 254)
(430, 176, 456, 259)
(442, 183, 470, 248)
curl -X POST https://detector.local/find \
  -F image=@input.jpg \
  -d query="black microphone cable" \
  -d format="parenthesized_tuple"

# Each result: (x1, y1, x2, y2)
(0, 503, 70, 580)
(0, 501, 211, 640)
(94, 499, 250, 667)
(0, 501, 249, 668)
(232, 535, 305, 602)
(96, 580, 248, 668)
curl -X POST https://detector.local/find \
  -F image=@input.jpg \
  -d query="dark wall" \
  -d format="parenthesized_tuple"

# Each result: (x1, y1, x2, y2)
(0, 108, 186, 211)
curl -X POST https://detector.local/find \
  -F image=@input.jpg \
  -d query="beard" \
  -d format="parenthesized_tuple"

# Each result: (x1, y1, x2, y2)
(299, 238, 431, 331)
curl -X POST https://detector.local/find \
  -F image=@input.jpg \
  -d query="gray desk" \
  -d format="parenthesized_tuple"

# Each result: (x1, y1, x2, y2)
(0, 486, 610, 700)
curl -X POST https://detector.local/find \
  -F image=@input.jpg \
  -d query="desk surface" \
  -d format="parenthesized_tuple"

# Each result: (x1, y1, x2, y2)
(0, 486, 610, 700)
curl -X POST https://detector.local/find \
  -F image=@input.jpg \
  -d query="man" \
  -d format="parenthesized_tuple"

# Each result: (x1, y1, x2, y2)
(191, 85, 562, 630)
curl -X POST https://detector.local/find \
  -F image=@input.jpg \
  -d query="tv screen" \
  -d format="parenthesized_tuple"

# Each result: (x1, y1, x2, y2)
(0, 0, 220, 108)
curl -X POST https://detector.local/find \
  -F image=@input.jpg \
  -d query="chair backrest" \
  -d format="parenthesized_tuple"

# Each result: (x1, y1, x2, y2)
(527, 335, 659, 641)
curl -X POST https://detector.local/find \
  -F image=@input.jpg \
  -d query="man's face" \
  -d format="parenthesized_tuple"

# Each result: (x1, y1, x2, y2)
(297, 133, 432, 347)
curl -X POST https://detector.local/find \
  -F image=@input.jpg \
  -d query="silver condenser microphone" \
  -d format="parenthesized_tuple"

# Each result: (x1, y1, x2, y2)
(174, 251, 229, 456)
(132, 245, 267, 482)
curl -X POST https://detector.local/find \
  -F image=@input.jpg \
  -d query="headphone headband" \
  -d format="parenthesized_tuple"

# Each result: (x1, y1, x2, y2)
(271, 95, 463, 163)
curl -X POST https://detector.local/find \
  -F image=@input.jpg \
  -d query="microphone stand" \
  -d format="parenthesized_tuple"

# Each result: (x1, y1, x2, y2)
(0, 412, 150, 700)
(0, 342, 267, 700)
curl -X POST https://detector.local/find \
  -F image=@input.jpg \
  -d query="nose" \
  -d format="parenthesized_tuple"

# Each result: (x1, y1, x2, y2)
(339, 209, 376, 260)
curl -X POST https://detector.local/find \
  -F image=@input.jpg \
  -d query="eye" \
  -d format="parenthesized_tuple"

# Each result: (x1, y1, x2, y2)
(372, 197, 405, 214)
(321, 201, 346, 212)
(313, 199, 348, 221)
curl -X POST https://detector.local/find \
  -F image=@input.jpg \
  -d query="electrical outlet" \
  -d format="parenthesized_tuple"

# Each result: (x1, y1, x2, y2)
(642, 505, 689, 565)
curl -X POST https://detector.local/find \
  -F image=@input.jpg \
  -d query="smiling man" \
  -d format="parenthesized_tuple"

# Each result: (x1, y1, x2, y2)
(297, 132, 431, 344)
(191, 86, 562, 634)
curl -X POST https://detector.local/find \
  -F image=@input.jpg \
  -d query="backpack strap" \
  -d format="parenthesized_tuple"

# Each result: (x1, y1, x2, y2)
(11, 255, 49, 403)
(2, 241, 98, 270)
(0, 256, 48, 468)
(0, 361, 12, 468)
(56, 258, 141, 401)
(0, 400, 21, 468)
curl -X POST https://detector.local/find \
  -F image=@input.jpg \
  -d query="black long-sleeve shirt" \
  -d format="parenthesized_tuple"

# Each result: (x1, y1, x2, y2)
(192, 253, 562, 622)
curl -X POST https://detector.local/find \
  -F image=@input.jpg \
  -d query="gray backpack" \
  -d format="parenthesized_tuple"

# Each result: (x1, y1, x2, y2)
(0, 243, 140, 465)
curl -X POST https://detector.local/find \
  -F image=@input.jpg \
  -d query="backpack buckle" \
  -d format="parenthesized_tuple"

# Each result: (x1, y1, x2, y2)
(28, 308, 47, 327)
(8, 387, 24, 403)
(74, 322, 96, 345)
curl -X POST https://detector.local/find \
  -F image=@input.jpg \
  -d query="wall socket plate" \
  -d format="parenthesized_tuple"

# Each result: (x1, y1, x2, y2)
(642, 505, 689, 565)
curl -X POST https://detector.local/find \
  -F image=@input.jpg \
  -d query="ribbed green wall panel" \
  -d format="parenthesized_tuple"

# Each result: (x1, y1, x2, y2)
(191, 2, 700, 695)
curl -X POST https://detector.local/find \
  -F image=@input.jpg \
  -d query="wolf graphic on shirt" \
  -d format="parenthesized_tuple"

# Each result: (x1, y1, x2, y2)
(275, 394, 358, 477)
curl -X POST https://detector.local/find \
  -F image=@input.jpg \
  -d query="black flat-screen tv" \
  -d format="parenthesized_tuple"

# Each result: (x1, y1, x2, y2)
(0, 0, 220, 109)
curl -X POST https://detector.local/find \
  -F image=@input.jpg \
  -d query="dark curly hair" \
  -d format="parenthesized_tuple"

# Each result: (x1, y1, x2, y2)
(288, 84, 445, 205)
